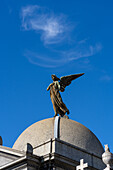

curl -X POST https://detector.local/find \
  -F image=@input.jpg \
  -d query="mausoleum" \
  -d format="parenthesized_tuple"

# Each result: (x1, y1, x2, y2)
(0, 116, 110, 170)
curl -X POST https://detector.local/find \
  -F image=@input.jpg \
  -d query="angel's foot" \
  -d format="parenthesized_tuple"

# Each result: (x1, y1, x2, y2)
(54, 113, 58, 117)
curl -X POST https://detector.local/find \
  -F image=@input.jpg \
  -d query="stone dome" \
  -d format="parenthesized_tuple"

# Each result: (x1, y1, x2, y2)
(13, 117, 104, 157)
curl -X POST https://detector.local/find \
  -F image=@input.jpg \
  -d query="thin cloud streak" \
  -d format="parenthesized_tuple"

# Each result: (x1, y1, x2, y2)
(62, 43, 102, 61)
(21, 5, 69, 44)
(24, 51, 68, 68)
(24, 43, 102, 68)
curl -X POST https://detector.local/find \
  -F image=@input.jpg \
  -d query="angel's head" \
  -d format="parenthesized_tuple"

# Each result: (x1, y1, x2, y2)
(51, 74, 60, 81)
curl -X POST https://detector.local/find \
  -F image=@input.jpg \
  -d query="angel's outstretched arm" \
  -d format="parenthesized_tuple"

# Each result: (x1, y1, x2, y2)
(47, 82, 54, 91)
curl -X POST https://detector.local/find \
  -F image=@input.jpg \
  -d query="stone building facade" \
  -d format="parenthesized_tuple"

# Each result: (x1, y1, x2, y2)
(0, 117, 106, 169)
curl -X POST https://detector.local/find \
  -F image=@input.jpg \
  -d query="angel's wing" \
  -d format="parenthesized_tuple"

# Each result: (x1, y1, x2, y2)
(60, 73, 84, 88)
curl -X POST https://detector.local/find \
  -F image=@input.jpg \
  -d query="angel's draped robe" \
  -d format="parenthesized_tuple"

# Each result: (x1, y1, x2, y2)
(47, 81, 69, 116)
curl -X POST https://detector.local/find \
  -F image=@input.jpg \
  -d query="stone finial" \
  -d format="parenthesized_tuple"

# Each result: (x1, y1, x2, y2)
(105, 144, 110, 152)
(76, 159, 88, 170)
(25, 143, 33, 154)
(0, 136, 3, 145)
(102, 144, 113, 170)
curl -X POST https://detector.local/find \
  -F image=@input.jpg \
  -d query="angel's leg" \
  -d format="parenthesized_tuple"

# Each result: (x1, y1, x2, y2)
(53, 103, 58, 117)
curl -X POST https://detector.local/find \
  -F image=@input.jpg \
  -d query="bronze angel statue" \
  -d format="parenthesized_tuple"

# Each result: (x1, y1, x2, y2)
(47, 73, 84, 117)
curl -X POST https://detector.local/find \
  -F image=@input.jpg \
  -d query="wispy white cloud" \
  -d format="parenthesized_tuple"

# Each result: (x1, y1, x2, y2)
(61, 43, 102, 61)
(24, 43, 102, 68)
(78, 38, 88, 44)
(24, 50, 68, 68)
(21, 5, 69, 44)
(21, 5, 102, 68)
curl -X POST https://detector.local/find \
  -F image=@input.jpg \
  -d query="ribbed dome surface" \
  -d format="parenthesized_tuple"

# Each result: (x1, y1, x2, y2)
(13, 117, 104, 157)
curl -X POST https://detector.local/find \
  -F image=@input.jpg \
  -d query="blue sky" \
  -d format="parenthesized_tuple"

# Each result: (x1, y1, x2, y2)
(0, 0, 113, 152)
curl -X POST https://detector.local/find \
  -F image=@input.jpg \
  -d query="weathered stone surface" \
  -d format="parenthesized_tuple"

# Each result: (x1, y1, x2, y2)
(13, 118, 104, 158)
(0, 138, 105, 170)
(0, 145, 24, 167)
(13, 118, 54, 151)
(102, 145, 113, 169)
(1, 117, 105, 169)
(60, 118, 104, 157)
(0, 146, 40, 169)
